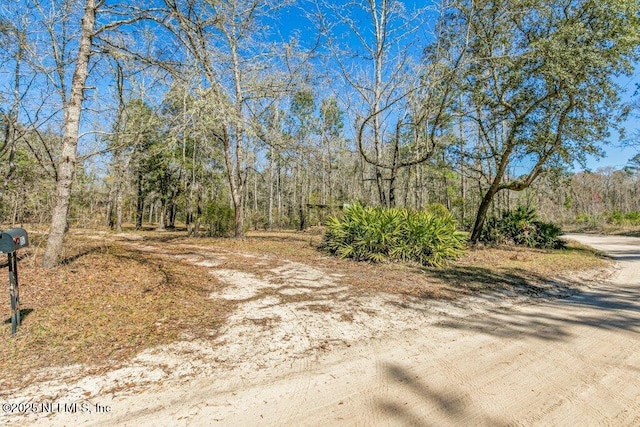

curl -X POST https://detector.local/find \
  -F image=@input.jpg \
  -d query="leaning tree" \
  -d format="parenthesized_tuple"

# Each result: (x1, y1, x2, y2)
(440, 0, 640, 242)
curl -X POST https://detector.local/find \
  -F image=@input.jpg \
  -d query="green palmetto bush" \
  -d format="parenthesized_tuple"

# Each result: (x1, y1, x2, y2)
(481, 206, 564, 249)
(322, 202, 467, 267)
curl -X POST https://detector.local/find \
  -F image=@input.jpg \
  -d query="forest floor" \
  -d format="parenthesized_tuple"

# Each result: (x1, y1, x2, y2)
(0, 228, 630, 426)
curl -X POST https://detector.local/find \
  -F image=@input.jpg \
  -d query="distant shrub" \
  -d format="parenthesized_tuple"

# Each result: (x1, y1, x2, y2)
(481, 206, 564, 249)
(322, 202, 467, 267)
(574, 212, 603, 228)
(608, 211, 624, 225)
(203, 202, 234, 237)
(627, 212, 640, 225)
(605, 210, 640, 226)
(575, 212, 593, 224)
(423, 202, 451, 218)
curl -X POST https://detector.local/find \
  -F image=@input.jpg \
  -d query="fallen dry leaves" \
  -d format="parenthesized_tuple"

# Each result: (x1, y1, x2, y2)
(0, 228, 609, 391)
(0, 234, 225, 390)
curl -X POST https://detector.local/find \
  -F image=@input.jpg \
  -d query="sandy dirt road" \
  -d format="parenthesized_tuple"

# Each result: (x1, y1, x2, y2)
(4, 234, 640, 426)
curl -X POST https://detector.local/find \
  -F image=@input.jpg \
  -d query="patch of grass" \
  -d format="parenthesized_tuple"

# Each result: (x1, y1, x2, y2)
(0, 237, 225, 390)
(427, 242, 609, 296)
(459, 242, 607, 276)
(167, 231, 609, 300)
(563, 221, 640, 237)
(177, 231, 324, 261)
(319, 241, 608, 299)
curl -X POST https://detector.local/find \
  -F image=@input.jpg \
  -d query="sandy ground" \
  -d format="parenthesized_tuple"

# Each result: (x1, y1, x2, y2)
(2, 234, 639, 426)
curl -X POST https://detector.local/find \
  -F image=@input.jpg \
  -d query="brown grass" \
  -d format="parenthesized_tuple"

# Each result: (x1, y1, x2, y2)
(0, 228, 610, 390)
(0, 235, 225, 390)
(563, 223, 640, 237)
(151, 230, 608, 299)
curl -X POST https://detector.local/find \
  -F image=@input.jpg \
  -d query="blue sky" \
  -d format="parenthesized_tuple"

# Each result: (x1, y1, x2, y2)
(583, 72, 640, 172)
(3, 0, 637, 175)
(269, 1, 640, 172)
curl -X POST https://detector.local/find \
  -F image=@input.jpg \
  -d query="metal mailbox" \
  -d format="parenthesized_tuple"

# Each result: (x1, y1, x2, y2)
(1, 228, 29, 336)
(0, 228, 29, 254)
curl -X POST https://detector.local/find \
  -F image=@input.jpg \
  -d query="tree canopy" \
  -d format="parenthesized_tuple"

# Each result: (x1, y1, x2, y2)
(0, 0, 638, 262)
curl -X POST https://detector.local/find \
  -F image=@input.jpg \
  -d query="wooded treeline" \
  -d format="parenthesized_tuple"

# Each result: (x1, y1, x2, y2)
(0, 0, 638, 266)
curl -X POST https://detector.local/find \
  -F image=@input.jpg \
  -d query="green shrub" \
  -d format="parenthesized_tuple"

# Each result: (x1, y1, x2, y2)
(575, 212, 593, 224)
(203, 202, 234, 237)
(423, 202, 450, 218)
(481, 206, 564, 249)
(605, 210, 640, 226)
(533, 221, 564, 249)
(607, 211, 625, 225)
(322, 202, 467, 267)
(626, 211, 640, 223)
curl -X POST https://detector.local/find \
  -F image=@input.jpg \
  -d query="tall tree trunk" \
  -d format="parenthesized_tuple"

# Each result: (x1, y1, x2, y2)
(220, 126, 243, 236)
(459, 111, 465, 226)
(298, 159, 306, 231)
(375, 167, 386, 207)
(106, 199, 114, 228)
(277, 162, 282, 229)
(388, 120, 402, 207)
(112, 152, 125, 233)
(115, 186, 123, 232)
(403, 167, 412, 207)
(223, 126, 244, 238)
(42, 0, 96, 267)
(229, 43, 245, 238)
(253, 172, 258, 230)
(267, 149, 274, 231)
(194, 190, 202, 237)
(157, 200, 166, 231)
(233, 199, 243, 236)
(136, 169, 144, 229)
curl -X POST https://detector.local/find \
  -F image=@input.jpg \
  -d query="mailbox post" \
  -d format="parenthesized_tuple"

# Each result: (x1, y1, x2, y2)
(0, 228, 29, 336)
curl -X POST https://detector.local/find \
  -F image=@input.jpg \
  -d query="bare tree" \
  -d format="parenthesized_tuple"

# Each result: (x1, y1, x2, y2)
(314, 0, 462, 207)
(0, 6, 59, 204)
(133, 0, 298, 237)
(0, 17, 27, 199)
(34, 0, 146, 266)
(41, 0, 98, 266)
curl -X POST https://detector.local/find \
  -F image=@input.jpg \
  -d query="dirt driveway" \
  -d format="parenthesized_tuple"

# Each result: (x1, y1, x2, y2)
(4, 234, 640, 426)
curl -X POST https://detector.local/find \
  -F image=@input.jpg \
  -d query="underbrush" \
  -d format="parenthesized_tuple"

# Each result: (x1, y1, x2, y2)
(569, 211, 640, 235)
(0, 239, 224, 390)
(203, 202, 235, 237)
(322, 202, 467, 267)
(480, 206, 564, 249)
(603, 211, 640, 227)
